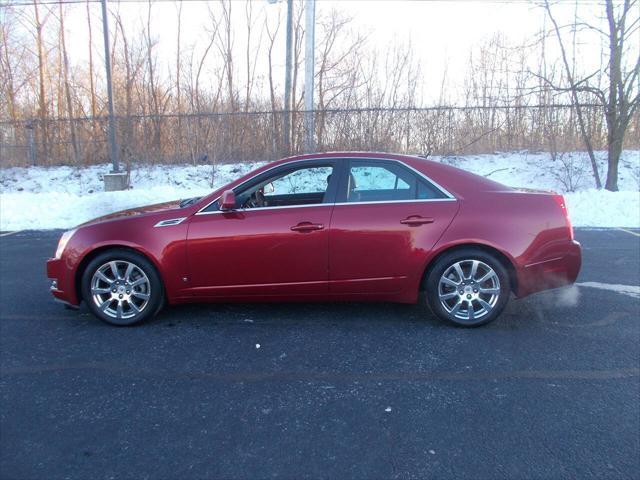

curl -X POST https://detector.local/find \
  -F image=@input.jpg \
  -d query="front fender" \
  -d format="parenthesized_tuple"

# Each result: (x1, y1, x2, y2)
(55, 215, 190, 305)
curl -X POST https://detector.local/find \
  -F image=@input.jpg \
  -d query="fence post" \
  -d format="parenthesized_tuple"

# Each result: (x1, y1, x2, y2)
(447, 109, 453, 154)
(405, 109, 411, 153)
(26, 121, 36, 166)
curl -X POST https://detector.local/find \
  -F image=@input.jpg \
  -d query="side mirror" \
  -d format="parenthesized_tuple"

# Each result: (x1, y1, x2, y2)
(263, 182, 275, 195)
(219, 190, 236, 211)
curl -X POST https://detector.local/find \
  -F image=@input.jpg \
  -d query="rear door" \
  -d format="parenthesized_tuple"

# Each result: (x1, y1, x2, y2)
(328, 159, 459, 294)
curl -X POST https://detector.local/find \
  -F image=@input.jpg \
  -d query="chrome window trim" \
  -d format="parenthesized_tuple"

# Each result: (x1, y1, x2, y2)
(195, 203, 333, 216)
(195, 156, 456, 215)
(391, 160, 455, 199)
(333, 198, 457, 207)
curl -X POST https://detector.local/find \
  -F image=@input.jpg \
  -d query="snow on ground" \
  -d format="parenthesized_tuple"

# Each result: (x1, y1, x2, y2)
(0, 150, 638, 230)
(431, 150, 640, 229)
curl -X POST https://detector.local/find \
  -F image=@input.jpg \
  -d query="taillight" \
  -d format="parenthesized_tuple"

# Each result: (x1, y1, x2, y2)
(553, 194, 574, 240)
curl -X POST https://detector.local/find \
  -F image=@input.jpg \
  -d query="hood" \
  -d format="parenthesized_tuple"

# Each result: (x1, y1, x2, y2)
(78, 199, 183, 227)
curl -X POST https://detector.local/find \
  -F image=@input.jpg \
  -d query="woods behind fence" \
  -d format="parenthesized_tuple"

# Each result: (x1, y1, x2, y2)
(2, 104, 637, 167)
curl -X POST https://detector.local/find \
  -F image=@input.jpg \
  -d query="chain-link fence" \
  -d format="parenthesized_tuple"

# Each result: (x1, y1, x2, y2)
(1, 104, 636, 168)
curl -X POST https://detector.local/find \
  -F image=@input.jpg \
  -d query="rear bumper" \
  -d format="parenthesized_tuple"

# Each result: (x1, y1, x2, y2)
(46, 257, 80, 306)
(516, 240, 581, 297)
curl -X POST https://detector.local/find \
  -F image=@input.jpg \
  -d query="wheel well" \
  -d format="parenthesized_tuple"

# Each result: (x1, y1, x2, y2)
(74, 246, 160, 303)
(421, 243, 518, 293)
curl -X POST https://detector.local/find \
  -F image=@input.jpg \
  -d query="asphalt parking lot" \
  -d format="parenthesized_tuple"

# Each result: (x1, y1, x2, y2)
(1, 228, 639, 480)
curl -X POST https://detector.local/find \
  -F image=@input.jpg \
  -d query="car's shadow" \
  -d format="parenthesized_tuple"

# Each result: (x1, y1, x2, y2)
(154, 301, 441, 328)
(148, 298, 546, 332)
(65, 291, 601, 332)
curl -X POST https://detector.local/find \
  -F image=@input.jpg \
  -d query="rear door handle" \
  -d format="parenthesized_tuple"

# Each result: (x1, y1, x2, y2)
(291, 222, 324, 232)
(400, 216, 434, 226)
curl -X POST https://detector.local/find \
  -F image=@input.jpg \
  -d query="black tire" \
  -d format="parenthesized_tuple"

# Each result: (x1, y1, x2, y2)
(424, 248, 511, 327)
(81, 249, 164, 326)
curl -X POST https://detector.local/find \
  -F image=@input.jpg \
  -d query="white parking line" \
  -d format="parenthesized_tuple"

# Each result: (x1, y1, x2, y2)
(617, 228, 640, 238)
(577, 282, 640, 299)
(0, 230, 22, 238)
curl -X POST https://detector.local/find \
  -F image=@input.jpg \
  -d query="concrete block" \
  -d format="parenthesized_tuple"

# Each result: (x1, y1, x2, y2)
(103, 172, 130, 191)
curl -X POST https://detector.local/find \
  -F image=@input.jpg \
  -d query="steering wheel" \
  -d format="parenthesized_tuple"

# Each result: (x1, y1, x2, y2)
(242, 188, 266, 209)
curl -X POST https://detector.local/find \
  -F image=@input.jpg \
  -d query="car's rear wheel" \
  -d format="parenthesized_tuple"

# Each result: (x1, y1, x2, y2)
(81, 249, 164, 326)
(425, 249, 510, 327)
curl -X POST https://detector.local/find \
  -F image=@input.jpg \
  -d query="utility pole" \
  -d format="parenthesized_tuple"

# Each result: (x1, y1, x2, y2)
(100, 0, 119, 173)
(303, 0, 315, 153)
(283, 0, 293, 155)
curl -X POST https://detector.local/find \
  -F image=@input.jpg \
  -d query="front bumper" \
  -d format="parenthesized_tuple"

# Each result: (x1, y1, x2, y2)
(47, 257, 80, 306)
(516, 240, 582, 297)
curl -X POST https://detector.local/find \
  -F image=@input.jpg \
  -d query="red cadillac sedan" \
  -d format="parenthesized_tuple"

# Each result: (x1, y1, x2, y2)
(47, 152, 581, 327)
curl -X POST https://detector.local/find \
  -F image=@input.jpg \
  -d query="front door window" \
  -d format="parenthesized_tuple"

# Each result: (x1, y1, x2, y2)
(238, 165, 334, 209)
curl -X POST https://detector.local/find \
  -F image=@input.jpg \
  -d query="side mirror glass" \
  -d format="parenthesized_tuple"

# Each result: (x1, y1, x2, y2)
(220, 190, 236, 211)
(263, 182, 275, 195)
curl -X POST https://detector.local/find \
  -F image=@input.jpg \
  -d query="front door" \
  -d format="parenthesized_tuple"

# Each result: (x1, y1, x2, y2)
(186, 162, 337, 298)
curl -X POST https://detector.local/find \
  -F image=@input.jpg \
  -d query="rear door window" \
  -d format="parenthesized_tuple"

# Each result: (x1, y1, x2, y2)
(345, 160, 445, 203)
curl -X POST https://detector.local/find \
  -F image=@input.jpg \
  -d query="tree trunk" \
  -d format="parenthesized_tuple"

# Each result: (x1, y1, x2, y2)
(175, 2, 183, 160)
(59, 3, 80, 165)
(544, 0, 602, 188)
(34, 0, 49, 163)
(0, 26, 17, 126)
(605, 132, 623, 191)
(86, 0, 96, 121)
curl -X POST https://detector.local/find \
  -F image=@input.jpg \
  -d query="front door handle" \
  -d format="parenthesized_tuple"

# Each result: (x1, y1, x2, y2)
(291, 222, 324, 232)
(400, 216, 434, 226)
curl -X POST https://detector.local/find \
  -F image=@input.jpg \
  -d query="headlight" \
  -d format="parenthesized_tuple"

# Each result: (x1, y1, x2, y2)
(55, 229, 77, 259)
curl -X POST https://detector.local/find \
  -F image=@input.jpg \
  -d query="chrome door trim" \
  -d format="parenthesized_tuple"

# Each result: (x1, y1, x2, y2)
(333, 198, 457, 207)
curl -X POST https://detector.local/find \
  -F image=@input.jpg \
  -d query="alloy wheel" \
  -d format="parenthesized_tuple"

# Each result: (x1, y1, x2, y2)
(438, 259, 501, 323)
(90, 260, 151, 320)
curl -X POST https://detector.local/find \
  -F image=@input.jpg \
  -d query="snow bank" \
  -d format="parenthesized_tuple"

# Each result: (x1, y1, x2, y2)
(564, 189, 639, 228)
(0, 187, 211, 231)
(1, 151, 638, 230)
(0, 162, 261, 231)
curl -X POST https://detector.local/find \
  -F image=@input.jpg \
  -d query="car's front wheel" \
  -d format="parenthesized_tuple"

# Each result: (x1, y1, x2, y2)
(425, 249, 511, 327)
(81, 249, 164, 326)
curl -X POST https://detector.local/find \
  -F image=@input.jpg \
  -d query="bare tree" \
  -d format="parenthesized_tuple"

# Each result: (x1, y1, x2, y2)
(145, 0, 161, 157)
(58, 2, 79, 164)
(602, 0, 639, 190)
(315, 9, 366, 149)
(175, 0, 183, 154)
(243, 0, 263, 112)
(114, 8, 145, 163)
(86, 0, 97, 121)
(540, 0, 603, 188)
(216, 0, 236, 111)
(33, 0, 50, 162)
(542, 0, 639, 191)
(265, 8, 282, 154)
(0, 14, 20, 126)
